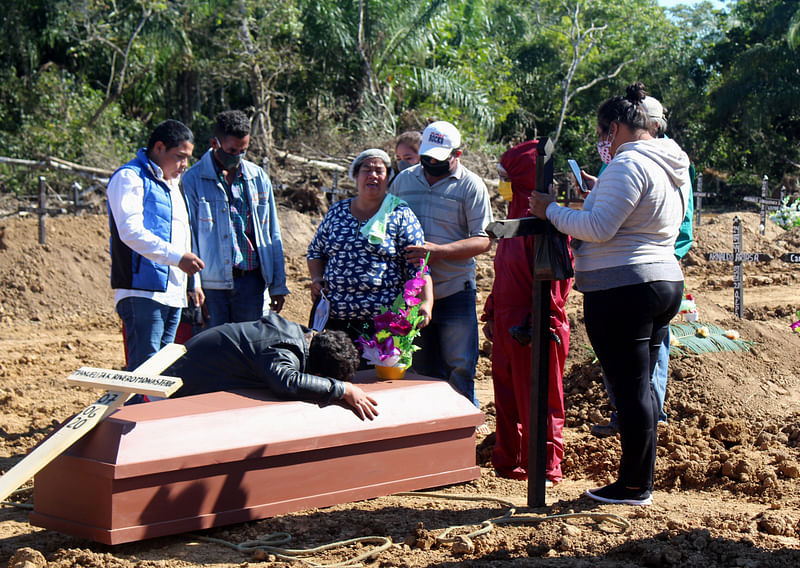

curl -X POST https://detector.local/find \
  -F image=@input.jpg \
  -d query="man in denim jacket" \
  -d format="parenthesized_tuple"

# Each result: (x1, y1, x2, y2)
(182, 110, 289, 328)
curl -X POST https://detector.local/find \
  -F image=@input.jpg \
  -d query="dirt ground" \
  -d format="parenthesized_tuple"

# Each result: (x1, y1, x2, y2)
(2, 200, 800, 567)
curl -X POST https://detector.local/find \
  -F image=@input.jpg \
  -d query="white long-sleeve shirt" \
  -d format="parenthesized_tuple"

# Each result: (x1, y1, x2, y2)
(107, 162, 196, 308)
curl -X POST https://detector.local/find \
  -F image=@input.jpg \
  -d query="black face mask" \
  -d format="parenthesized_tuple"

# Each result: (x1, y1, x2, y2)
(420, 155, 452, 177)
(214, 138, 245, 170)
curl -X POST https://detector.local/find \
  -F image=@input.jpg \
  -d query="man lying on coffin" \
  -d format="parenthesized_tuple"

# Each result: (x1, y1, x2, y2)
(157, 311, 378, 420)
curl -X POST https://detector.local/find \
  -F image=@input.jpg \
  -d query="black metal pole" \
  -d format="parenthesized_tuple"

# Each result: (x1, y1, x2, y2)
(527, 137, 554, 508)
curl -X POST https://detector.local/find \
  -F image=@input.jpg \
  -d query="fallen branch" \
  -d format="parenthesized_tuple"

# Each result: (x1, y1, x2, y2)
(0, 156, 114, 178)
(274, 150, 347, 173)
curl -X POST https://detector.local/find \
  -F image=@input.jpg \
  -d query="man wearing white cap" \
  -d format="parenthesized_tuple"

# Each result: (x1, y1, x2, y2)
(389, 121, 493, 408)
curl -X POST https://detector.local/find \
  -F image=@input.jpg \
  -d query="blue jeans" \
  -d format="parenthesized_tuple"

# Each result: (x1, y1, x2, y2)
(605, 330, 670, 424)
(411, 286, 480, 408)
(117, 297, 181, 371)
(204, 270, 266, 328)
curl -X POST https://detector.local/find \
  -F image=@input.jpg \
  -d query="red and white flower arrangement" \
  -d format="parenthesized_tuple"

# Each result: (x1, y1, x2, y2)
(357, 256, 430, 369)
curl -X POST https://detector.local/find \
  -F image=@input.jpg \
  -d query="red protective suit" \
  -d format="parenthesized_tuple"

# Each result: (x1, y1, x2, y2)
(483, 140, 572, 482)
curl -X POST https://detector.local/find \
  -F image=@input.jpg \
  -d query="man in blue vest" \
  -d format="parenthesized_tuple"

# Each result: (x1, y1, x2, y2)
(108, 119, 205, 371)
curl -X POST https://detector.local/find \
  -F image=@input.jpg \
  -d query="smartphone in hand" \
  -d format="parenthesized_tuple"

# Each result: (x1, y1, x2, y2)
(568, 159, 588, 194)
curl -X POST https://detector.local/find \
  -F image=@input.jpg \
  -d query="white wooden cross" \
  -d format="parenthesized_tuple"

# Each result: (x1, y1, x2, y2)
(0, 343, 186, 503)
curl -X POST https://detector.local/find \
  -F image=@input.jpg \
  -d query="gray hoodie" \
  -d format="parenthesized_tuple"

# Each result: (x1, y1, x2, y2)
(546, 137, 691, 291)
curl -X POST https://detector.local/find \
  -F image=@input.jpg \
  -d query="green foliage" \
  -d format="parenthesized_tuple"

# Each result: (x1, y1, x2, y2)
(0, 67, 143, 167)
(0, 0, 797, 188)
(699, 0, 800, 180)
(669, 322, 756, 356)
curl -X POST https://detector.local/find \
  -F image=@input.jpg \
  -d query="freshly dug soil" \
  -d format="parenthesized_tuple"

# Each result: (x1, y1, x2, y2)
(1, 206, 800, 567)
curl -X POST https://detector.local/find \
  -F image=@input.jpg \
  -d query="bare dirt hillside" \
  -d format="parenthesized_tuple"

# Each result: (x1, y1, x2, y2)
(2, 208, 800, 567)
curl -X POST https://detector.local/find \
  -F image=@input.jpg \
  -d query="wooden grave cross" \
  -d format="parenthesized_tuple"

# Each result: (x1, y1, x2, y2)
(705, 216, 772, 318)
(320, 171, 344, 203)
(693, 173, 718, 227)
(0, 343, 186, 504)
(485, 137, 554, 508)
(743, 175, 786, 236)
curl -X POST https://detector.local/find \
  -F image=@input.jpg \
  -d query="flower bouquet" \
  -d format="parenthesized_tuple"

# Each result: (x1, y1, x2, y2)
(357, 255, 430, 379)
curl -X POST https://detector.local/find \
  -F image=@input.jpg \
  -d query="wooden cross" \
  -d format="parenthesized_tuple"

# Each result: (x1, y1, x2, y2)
(320, 171, 344, 203)
(0, 343, 186, 503)
(705, 216, 772, 318)
(743, 175, 786, 235)
(693, 173, 718, 226)
(485, 137, 554, 508)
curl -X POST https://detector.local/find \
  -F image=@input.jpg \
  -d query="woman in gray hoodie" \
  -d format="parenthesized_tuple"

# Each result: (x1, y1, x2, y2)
(529, 83, 692, 506)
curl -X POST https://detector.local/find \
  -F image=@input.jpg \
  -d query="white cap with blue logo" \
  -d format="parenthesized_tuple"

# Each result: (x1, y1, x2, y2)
(419, 121, 462, 161)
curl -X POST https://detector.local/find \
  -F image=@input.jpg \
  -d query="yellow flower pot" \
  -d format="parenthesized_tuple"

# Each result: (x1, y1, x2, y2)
(375, 365, 407, 380)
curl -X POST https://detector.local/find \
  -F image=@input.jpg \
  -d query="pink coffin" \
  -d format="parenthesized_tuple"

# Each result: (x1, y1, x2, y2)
(30, 372, 483, 544)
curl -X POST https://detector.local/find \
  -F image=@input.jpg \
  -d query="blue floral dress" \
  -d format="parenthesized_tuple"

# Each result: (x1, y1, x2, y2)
(307, 198, 425, 319)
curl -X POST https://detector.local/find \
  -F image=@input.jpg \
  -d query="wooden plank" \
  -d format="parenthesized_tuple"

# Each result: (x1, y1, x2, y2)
(705, 252, 773, 262)
(67, 367, 182, 397)
(486, 217, 547, 239)
(0, 343, 186, 503)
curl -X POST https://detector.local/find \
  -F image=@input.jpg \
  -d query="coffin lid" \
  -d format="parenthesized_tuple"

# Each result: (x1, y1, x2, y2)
(62, 374, 483, 480)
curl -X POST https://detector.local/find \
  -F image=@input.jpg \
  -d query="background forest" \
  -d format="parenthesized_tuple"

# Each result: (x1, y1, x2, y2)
(0, 0, 798, 197)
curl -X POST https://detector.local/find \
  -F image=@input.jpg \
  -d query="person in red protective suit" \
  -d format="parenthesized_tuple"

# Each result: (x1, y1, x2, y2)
(482, 140, 572, 484)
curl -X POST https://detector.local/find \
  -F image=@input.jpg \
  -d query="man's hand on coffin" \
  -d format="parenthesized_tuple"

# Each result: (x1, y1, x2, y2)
(342, 383, 379, 421)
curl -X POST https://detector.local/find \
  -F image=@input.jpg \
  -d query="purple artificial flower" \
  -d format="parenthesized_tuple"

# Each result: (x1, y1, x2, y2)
(388, 317, 412, 336)
(405, 276, 426, 296)
(373, 310, 400, 332)
(376, 336, 402, 366)
(404, 293, 422, 307)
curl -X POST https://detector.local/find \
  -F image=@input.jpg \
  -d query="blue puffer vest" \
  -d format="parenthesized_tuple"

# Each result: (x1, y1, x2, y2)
(109, 148, 173, 291)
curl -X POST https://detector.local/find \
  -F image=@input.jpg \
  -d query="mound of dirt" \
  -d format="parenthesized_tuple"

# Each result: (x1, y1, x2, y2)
(1, 208, 800, 567)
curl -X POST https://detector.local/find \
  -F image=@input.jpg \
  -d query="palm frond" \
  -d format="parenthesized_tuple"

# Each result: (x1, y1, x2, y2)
(407, 66, 494, 130)
(788, 7, 800, 50)
(669, 322, 756, 356)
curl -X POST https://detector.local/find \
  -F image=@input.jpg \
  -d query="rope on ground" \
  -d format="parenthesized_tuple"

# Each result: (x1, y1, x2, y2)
(193, 490, 629, 566)
(1, 486, 34, 510)
(394, 491, 631, 542)
(189, 532, 392, 568)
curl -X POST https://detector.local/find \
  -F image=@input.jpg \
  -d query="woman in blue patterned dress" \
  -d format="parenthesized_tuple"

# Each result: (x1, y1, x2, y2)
(307, 149, 433, 343)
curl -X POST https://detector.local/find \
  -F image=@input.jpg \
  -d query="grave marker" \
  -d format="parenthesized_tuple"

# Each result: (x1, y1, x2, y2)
(694, 173, 718, 226)
(743, 175, 786, 235)
(0, 343, 185, 503)
(321, 171, 344, 203)
(705, 216, 772, 318)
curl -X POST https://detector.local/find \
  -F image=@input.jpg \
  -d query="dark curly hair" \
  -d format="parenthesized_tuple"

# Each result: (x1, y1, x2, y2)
(214, 110, 251, 139)
(596, 81, 650, 135)
(307, 330, 359, 381)
(146, 119, 194, 152)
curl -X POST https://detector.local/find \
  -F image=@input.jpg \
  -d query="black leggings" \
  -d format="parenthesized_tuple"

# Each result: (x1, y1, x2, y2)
(584, 280, 683, 489)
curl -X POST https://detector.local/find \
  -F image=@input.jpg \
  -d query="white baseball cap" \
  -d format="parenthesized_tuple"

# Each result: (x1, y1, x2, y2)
(419, 121, 462, 161)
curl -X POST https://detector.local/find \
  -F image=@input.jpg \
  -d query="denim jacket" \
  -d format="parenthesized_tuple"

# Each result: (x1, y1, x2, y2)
(182, 149, 289, 295)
